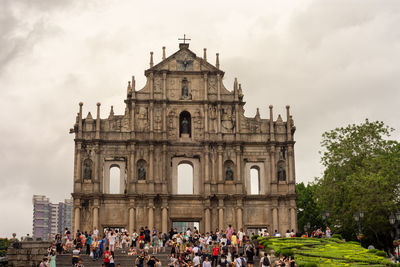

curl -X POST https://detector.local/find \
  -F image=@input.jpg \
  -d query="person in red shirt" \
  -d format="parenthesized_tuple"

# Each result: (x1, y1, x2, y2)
(103, 246, 111, 267)
(212, 243, 220, 267)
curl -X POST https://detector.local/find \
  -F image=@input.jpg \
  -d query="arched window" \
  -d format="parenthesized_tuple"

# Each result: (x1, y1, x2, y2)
(179, 111, 191, 137)
(250, 167, 260, 195)
(177, 163, 193, 194)
(109, 165, 120, 194)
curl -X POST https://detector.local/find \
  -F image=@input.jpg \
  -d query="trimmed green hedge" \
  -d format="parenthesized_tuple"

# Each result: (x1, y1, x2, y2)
(260, 237, 390, 266)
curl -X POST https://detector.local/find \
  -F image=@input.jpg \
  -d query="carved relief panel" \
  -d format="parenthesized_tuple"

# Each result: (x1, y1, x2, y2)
(136, 106, 149, 132)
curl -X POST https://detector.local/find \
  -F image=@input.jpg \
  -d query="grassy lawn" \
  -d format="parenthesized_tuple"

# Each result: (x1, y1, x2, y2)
(258, 237, 396, 266)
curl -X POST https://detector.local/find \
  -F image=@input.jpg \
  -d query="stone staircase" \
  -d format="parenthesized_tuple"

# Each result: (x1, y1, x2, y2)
(56, 247, 263, 267)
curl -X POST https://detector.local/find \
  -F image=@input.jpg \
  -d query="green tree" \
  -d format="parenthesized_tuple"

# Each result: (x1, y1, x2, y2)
(296, 182, 323, 232)
(315, 119, 400, 250)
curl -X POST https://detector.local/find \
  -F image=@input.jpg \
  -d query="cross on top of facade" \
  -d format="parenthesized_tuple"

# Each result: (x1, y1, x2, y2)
(178, 34, 191, 44)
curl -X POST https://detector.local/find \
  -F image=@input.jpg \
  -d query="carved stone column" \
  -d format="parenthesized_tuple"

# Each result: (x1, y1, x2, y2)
(218, 198, 224, 230)
(236, 198, 243, 230)
(161, 198, 168, 233)
(74, 204, 81, 233)
(204, 146, 210, 194)
(272, 206, 278, 233)
(93, 207, 99, 229)
(205, 207, 211, 233)
(290, 200, 297, 232)
(129, 207, 135, 233)
(149, 145, 154, 192)
(129, 143, 136, 193)
(217, 145, 223, 182)
(148, 199, 154, 230)
(94, 144, 101, 192)
(162, 144, 167, 193)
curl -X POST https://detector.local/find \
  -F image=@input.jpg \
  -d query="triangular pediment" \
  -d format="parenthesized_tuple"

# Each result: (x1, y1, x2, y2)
(146, 46, 223, 74)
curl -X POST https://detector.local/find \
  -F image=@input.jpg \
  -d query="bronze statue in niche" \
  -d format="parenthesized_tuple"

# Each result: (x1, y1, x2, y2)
(226, 166, 234, 181)
(138, 165, 146, 180)
(83, 161, 92, 180)
(278, 165, 286, 181)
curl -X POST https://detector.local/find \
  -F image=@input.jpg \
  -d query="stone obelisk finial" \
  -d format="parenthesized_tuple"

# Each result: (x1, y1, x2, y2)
(162, 47, 166, 60)
(150, 52, 154, 67)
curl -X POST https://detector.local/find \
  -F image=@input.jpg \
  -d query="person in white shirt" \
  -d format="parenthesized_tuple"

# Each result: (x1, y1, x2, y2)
(193, 253, 201, 267)
(109, 232, 116, 252)
(238, 229, 245, 247)
(274, 230, 281, 237)
(93, 227, 99, 238)
(285, 230, 291, 238)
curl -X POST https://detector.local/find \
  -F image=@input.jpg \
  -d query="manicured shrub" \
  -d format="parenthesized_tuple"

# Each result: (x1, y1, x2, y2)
(375, 250, 386, 257)
(251, 234, 259, 240)
(367, 248, 378, 253)
(331, 234, 342, 239)
(298, 263, 318, 267)
(274, 248, 294, 257)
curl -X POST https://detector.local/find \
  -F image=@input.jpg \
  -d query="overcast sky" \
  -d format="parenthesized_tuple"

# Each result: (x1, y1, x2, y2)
(1, 0, 399, 238)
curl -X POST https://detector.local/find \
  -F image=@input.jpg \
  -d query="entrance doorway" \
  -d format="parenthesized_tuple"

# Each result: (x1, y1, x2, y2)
(247, 227, 268, 237)
(103, 226, 126, 234)
(172, 221, 200, 234)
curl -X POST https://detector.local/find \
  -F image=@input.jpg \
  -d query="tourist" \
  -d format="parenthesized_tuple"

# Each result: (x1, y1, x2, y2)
(274, 230, 281, 237)
(238, 228, 245, 247)
(285, 230, 291, 238)
(136, 251, 146, 267)
(245, 241, 255, 267)
(219, 254, 228, 267)
(234, 253, 246, 267)
(152, 232, 160, 254)
(55, 233, 63, 254)
(109, 232, 116, 252)
(72, 247, 80, 266)
(193, 252, 201, 267)
(226, 225, 234, 241)
(259, 253, 271, 267)
(103, 246, 111, 267)
(211, 242, 220, 266)
(202, 256, 212, 267)
(326, 227, 332, 238)
(131, 229, 138, 248)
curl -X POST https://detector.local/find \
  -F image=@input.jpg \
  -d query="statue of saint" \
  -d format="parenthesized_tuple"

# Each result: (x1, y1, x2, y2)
(181, 117, 189, 134)
(182, 83, 188, 98)
(83, 162, 92, 180)
(278, 166, 286, 181)
(226, 166, 234, 181)
(138, 165, 146, 180)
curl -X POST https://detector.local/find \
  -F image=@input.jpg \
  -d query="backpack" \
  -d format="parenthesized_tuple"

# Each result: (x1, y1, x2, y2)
(240, 257, 245, 267)
(262, 256, 270, 266)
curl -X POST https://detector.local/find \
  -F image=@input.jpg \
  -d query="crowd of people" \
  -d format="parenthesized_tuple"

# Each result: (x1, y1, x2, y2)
(40, 225, 303, 267)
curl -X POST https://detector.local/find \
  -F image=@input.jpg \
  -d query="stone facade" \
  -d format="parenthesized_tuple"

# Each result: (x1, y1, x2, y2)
(7, 241, 52, 267)
(70, 43, 297, 235)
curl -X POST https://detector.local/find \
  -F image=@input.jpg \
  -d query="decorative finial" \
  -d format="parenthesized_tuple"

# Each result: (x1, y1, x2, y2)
(216, 53, 220, 69)
(150, 52, 154, 67)
(79, 102, 83, 107)
(256, 108, 260, 119)
(132, 75, 135, 90)
(110, 105, 114, 116)
(162, 46, 166, 60)
(203, 48, 207, 61)
(234, 77, 238, 90)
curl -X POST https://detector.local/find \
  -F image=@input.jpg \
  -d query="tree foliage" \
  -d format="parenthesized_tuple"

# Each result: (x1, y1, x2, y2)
(315, 119, 400, 250)
(296, 182, 323, 232)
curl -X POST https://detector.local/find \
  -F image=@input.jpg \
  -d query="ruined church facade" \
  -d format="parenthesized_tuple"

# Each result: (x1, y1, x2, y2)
(70, 43, 297, 235)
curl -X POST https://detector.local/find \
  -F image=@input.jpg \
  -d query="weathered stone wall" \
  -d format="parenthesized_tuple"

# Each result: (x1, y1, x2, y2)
(7, 241, 51, 267)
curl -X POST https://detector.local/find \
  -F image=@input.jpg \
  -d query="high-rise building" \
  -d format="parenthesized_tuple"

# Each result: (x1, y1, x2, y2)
(58, 198, 73, 234)
(32, 195, 50, 240)
(32, 195, 72, 240)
